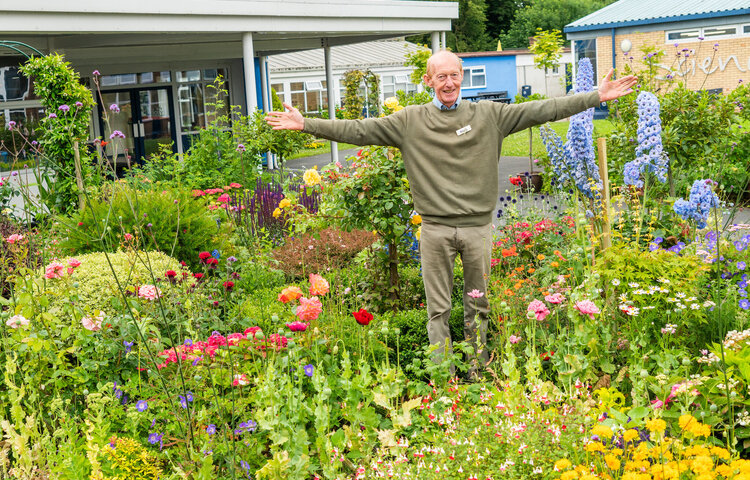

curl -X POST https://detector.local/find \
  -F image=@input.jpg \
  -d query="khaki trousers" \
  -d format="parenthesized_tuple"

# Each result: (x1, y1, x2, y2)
(420, 220, 491, 368)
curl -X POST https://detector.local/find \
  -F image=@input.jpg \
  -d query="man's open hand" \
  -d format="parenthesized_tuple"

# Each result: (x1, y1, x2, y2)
(598, 69, 638, 102)
(264, 103, 305, 130)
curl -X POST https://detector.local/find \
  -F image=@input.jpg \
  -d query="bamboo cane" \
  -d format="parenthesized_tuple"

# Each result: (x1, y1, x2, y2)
(597, 137, 612, 250)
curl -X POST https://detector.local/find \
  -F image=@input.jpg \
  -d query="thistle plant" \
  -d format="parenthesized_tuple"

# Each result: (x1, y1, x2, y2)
(623, 91, 669, 188)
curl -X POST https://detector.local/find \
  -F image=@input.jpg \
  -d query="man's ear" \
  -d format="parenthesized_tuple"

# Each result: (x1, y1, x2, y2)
(423, 74, 432, 88)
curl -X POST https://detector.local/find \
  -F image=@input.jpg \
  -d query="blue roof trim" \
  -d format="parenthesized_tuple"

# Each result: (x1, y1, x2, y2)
(565, 8, 750, 33)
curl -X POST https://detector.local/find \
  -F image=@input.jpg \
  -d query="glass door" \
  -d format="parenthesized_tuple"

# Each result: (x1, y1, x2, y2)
(99, 86, 176, 168)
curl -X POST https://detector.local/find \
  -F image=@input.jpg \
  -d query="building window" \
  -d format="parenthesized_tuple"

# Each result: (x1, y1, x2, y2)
(290, 80, 328, 114)
(574, 39, 598, 80)
(667, 26, 738, 42)
(381, 74, 417, 98)
(461, 66, 486, 89)
(176, 68, 229, 150)
(546, 64, 560, 76)
(271, 83, 285, 104)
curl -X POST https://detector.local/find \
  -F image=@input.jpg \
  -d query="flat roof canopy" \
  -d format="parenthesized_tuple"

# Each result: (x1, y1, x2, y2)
(0, 0, 458, 64)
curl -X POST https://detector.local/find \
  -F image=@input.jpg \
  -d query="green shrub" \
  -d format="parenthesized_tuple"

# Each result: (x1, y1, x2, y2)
(39, 250, 184, 316)
(101, 436, 164, 480)
(58, 184, 218, 268)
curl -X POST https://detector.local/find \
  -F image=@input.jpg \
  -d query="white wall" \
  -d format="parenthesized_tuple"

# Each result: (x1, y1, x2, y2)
(515, 51, 572, 98)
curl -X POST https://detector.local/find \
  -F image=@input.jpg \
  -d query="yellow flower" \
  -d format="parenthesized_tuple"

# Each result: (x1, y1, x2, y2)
(272, 208, 281, 218)
(585, 441, 605, 453)
(560, 471, 579, 480)
(411, 214, 422, 225)
(554, 459, 573, 471)
(710, 446, 729, 459)
(645, 418, 666, 434)
(605, 454, 621, 471)
(715, 464, 733, 477)
(679, 414, 696, 431)
(394, 105, 404, 112)
(384, 96, 399, 109)
(279, 198, 291, 209)
(691, 456, 713, 475)
(303, 167, 322, 186)
(623, 429, 639, 443)
(415, 226, 421, 241)
(592, 424, 614, 439)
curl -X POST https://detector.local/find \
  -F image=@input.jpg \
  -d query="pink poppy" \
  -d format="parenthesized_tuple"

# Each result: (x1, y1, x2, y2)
(573, 300, 601, 319)
(527, 299, 550, 321)
(286, 321, 309, 332)
(138, 285, 161, 300)
(296, 296, 323, 321)
(545, 293, 565, 304)
(308, 274, 329, 296)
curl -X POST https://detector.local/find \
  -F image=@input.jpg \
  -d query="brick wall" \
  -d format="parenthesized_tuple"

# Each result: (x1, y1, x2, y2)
(591, 31, 749, 92)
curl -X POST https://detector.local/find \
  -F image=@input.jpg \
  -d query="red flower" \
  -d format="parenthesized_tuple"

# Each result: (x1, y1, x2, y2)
(165, 270, 177, 278)
(352, 308, 373, 326)
(78, 222, 84, 226)
(206, 258, 219, 268)
(193, 273, 204, 280)
(198, 251, 211, 262)
(540, 350, 555, 361)
(509, 176, 523, 186)
(223, 280, 234, 291)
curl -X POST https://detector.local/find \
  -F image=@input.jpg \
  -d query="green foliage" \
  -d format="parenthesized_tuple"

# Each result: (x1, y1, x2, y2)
(271, 87, 284, 111)
(19, 54, 96, 214)
(39, 250, 184, 316)
(499, 0, 614, 49)
(341, 69, 381, 119)
(58, 184, 217, 268)
(450, 0, 493, 52)
(404, 45, 431, 89)
(101, 436, 164, 479)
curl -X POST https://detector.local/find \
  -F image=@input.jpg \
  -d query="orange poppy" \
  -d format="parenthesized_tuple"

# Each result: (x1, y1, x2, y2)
(501, 245, 518, 257)
(550, 261, 559, 268)
(528, 268, 536, 274)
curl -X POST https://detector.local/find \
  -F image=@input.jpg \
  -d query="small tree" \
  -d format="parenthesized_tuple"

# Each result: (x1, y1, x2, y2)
(529, 28, 563, 97)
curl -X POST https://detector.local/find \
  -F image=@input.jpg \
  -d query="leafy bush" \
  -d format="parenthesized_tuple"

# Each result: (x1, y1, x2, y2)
(271, 227, 376, 279)
(101, 436, 164, 480)
(39, 250, 184, 316)
(58, 184, 218, 268)
(1, 216, 43, 297)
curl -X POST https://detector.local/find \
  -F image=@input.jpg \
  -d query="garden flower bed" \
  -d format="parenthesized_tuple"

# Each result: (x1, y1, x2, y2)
(2, 52, 750, 479)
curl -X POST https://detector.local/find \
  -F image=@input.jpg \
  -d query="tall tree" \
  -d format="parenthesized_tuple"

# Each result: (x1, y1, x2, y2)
(448, 0, 493, 52)
(499, 0, 614, 49)
(485, 0, 528, 46)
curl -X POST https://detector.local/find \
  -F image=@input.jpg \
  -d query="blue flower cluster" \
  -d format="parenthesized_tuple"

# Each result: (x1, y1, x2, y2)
(574, 58, 594, 94)
(673, 179, 720, 229)
(540, 125, 569, 185)
(623, 92, 669, 188)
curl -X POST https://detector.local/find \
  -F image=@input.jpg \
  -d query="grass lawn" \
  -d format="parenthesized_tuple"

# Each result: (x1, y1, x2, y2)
(288, 142, 359, 160)
(501, 119, 616, 158)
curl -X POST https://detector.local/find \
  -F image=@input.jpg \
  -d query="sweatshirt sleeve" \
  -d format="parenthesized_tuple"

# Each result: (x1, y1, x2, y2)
(494, 91, 602, 136)
(302, 109, 407, 148)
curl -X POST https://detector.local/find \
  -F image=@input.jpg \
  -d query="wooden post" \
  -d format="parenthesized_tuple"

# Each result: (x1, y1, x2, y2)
(72, 140, 85, 211)
(597, 137, 612, 250)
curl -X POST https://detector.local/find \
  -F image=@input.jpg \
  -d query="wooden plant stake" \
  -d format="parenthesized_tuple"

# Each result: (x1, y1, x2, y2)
(597, 137, 612, 250)
(73, 140, 85, 211)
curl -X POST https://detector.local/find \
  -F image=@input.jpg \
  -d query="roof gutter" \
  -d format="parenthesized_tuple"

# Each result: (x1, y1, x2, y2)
(565, 8, 750, 33)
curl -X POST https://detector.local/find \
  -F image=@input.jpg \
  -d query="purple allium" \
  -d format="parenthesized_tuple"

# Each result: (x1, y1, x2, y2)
(58, 104, 70, 112)
(110, 130, 125, 139)
(109, 103, 120, 113)
(303, 364, 314, 377)
(136, 400, 148, 412)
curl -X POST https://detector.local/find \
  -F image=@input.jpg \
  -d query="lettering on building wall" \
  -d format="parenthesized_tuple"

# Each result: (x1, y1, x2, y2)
(657, 54, 748, 78)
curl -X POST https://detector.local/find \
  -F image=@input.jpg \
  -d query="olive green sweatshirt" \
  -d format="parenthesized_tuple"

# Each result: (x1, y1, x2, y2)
(303, 91, 601, 227)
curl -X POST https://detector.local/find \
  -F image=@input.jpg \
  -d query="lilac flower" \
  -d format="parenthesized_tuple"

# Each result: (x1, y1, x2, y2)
(58, 104, 70, 112)
(237, 143, 246, 152)
(109, 103, 120, 113)
(75, 101, 83, 107)
(673, 179, 720, 229)
(136, 400, 148, 412)
(48, 113, 57, 119)
(7, 121, 16, 130)
(623, 92, 668, 188)
(303, 364, 314, 377)
(110, 130, 125, 139)
(206, 424, 217, 435)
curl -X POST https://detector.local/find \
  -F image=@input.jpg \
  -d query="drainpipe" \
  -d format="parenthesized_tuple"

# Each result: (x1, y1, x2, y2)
(611, 28, 617, 76)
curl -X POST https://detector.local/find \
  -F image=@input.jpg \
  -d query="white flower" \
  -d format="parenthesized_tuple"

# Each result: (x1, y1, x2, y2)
(628, 282, 640, 288)
(611, 278, 621, 286)
(6, 314, 29, 329)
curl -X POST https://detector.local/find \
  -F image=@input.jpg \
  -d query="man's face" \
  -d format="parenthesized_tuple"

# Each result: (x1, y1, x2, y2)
(423, 54, 463, 107)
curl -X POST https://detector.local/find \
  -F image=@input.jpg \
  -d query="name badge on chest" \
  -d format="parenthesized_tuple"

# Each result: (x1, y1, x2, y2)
(456, 125, 472, 136)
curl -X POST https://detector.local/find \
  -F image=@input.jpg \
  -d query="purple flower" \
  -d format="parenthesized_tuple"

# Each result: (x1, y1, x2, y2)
(740, 299, 750, 310)
(75, 101, 83, 107)
(92, 70, 100, 76)
(237, 143, 246, 152)
(123, 340, 133, 353)
(206, 424, 216, 435)
(109, 103, 120, 113)
(7, 121, 16, 130)
(303, 364, 314, 377)
(110, 130, 125, 139)
(192, 356, 202, 366)
(738, 261, 746, 271)
(48, 113, 57, 119)
(148, 432, 162, 445)
(58, 104, 70, 112)
(10, 171, 17, 177)
(227, 256, 238, 263)
(184, 338, 193, 346)
(649, 242, 659, 252)
(136, 400, 148, 412)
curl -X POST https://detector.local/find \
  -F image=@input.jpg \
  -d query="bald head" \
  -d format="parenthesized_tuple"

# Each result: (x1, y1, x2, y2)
(425, 50, 463, 77)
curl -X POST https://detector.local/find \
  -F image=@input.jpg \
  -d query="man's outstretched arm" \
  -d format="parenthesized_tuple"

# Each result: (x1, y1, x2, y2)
(265, 103, 405, 148)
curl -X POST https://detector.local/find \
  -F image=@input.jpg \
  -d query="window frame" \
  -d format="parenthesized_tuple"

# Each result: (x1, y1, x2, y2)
(666, 24, 740, 43)
(461, 66, 487, 89)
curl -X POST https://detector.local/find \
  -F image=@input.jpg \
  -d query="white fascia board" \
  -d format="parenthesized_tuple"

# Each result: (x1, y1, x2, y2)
(0, 13, 453, 34)
(5, 0, 458, 19)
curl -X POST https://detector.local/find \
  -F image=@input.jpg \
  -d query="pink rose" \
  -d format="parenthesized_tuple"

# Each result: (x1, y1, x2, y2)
(527, 299, 550, 321)
(545, 293, 565, 304)
(296, 296, 323, 321)
(573, 300, 601, 319)
(81, 313, 104, 331)
(138, 285, 161, 300)
(44, 261, 66, 279)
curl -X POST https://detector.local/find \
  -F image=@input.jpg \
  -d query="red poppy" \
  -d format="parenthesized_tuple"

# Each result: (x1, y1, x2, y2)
(352, 308, 373, 326)
(206, 258, 219, 268)
(509, 176, 523, 186)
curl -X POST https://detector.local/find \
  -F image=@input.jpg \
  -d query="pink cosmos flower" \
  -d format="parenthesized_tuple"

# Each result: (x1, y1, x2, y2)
(545, 293, 565, 304)
(6, 314, 29, 329)
(527, 299, 550, 321)
(286, 321, 309, 332)
(138, 285, 161, 300)
(308, 273, 330, 296)
(44, 261, 66, 279)
(467, 289, 484, 299)
(81, 313, 104, 331)
(6, 234, 24, 244)
(296, 296, 323, 321)
(573, 300, 601, 319)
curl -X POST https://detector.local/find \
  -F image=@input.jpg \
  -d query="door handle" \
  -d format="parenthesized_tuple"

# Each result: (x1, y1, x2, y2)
(132, 123, 140, 139)
(139, 123, 145, 137)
